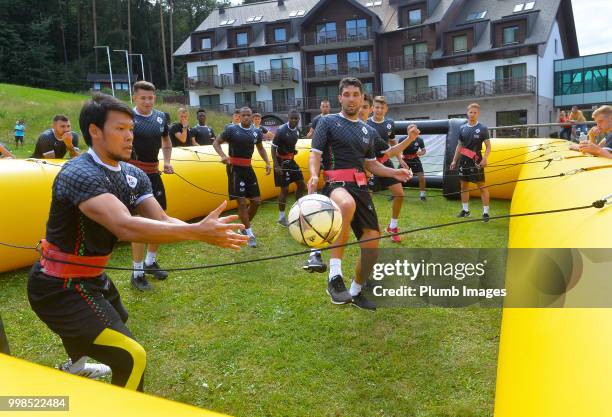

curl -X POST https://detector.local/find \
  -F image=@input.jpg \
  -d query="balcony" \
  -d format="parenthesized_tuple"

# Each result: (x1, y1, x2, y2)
(258, 68, 300, 84)
(385, 76, 536, 106)
(388, 53, 431, 73)
(302, 28, 374, 51)
(256, 99, 304, 113)
(304, 61, 374, 82)
(220, 71, 260, 89)
(304, 97, 340, 112)
(186, 75, 222, 90)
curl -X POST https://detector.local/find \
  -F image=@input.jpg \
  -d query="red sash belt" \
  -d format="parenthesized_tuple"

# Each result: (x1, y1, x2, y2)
(40, 239, 110, 279)
(129, 160, 159, 174)
(403, 153, 418, 160)
(277, 152, 296, 161)
(229, 157, 252, 167)
(377, 154, 390, 164)
(460, 147, 480, 161)
(324, 169, 367, 186)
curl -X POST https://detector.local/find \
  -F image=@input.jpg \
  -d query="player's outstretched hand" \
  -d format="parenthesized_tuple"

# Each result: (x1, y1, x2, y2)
(163, 163, 175, 174)
(196, 201, 248, 250)
(393, 168, 412, 183)
(307, 176, 319, 194)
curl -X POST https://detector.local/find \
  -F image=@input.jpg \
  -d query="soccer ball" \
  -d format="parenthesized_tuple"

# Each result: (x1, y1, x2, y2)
(287, 194, 343, 248)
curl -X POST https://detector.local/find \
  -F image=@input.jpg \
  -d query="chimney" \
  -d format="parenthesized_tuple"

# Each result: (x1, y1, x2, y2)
(278, 0, 284, 5)
(219, 5, 225, 14)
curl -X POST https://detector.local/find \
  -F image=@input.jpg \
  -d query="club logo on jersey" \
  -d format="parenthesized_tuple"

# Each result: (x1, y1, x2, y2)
(157, 116, 163, 124)
(386, 123, 392, 130)
(475, 129, 481, 134)
(362, 126, 368, 135)
(125, 174, 138, 188)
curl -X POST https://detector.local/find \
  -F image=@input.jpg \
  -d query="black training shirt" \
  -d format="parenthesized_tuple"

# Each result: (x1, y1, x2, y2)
(191, 125, 215, 146)
(272, 123, 299, 158)
(32, 129, 79, 159)
(401, 136, 426, 156)
(169, 122, 191, 147)
(132, 109, 168, 162)
(458, 122, 489, 160)
(367, 118, 395, 144)
(220, 124, 263, 159)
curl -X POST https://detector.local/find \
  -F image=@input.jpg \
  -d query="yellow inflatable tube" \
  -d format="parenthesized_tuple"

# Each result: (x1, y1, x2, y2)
(494, 147, 612, 417)
(0, 353, 228, 417)
(0, 141, 310, 274)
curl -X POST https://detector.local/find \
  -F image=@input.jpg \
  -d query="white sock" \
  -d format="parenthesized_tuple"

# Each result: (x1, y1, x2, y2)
(245, 228, 254, 237)
(133, 261, 144, 277)
(144, 251, 156, 266)
(310, 249, 321, 257)
(483, 206, 490, 214)
(420, 191, 426, 197)
(389, 218, 398, 229)
(329, 258, 342, 281)
(462, 203, 469, 211)
(349, 280, 362, 297)
(278, 211, 286, 221)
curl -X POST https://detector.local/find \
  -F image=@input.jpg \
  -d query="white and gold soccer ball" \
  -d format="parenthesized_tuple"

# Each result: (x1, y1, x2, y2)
(288, 194, 343, 248)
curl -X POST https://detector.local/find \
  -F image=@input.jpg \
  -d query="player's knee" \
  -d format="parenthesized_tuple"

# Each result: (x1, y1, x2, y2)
(337, 198, 356, 215)
(251, 198, 261, 207)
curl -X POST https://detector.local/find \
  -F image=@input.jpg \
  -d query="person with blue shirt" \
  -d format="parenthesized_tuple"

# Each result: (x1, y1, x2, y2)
(14, 120, 25, 148)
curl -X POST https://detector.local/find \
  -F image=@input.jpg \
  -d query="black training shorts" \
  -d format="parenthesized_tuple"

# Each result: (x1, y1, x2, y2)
(458, 156, 485, 183)
(227, 165, 260, 200)
(274, 159, 304, 187)
(147, 173, 167, 210)
(322, 182, 379, 240)
(406, 158, 424, 174)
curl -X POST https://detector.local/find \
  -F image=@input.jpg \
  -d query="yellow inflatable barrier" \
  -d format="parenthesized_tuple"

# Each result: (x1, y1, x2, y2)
(0, 353, 228, 417)
(0, 142, 308, 274)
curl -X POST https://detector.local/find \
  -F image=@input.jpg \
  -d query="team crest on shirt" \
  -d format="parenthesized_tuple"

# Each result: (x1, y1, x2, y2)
(157, 116, 163, 124)
(125, 174, 138, 188)
(475, 129, 481, 134)
(362, 126, 368, 135)
(386, 123, 392, 130)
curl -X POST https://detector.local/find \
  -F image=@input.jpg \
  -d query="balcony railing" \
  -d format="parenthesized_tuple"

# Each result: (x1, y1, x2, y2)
(258, 68, 300, 84)
(303, 28, 373, 46)
(304, 97, 340, 111)
(305, 61, 373, 80)
(186, 75, 222, 90)
(220, 71, 260, 88)
(256, 99, 305, 113)
(385, 76, 536, 106)
(388, 53, 430, 72)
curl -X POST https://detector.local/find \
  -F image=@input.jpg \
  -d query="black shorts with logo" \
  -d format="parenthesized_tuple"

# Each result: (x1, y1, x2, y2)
(458, 156, 485, 183)
(323, 182, 379, 240)
(406, 158, 424, 174)
(368, 159, 400, 191)
(147, 173, 167, 210)
(274, 159, 304, 187)
(227, 165, 260, 200)
(27, 262, 130, 343)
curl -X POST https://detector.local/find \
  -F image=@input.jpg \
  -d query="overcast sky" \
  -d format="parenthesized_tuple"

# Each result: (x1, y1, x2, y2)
(229, 0, 610, 56)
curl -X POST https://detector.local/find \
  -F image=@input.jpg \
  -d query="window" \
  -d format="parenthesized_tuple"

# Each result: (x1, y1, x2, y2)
(404, 76, 429, 102)
(346, 51, 370, 73)
(233, 62, 255, 84)
(408, 9, 422, 25)
(270, 58, 293, 79)
(197, 65, 218, 82)
(236, 32, 248, 47)
(466, 10, 487, 22)
(447, 70, 475, 97)
(93, 82, 101, 90)
(496, 63, 526, 80)
(220, 19, 235, 26)
(524, 2, 535, 10)
(315, 86, 339, 107)
(235, 91, 257, 108)
(272, 89, 296, 111)
(274, 27, 287, 43)
(503, 26, 519, 45)
(201, 37, 212, 50)
(404, 42, 428, 58)
(363, 82, 374, 93)
(513, 3, 524, 12)
(313, 54, 338, 76)
(346, 19, 368, 39)
(199, 95, 220, 109)
(496, 110, 527, 137)
(316, 22, 337, 44)
(496, 64, 527, 93)
(452, 34, 468, 53)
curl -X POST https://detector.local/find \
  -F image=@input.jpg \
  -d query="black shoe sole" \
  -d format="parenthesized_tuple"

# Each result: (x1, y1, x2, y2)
(144, 272, 168, 280)
(326, 288, 351, 305)
(303, 264, 327, 273)
(350, 301, 376, 311)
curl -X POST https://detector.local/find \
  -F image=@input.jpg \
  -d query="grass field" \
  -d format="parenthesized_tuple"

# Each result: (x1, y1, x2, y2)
(0, 84, 508, 417)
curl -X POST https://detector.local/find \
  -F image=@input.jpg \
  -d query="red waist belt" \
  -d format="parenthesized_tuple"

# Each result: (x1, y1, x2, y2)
(229, 157, 252, 167)
(324, 169, 367, 186)
(277, 152, 296, 161)
(129, 160, 159, 174)
(403, 153, 418, 160)
(40, 239, 110, 279)
(377, 154, 390, 164)
(460, 147, 481, 161)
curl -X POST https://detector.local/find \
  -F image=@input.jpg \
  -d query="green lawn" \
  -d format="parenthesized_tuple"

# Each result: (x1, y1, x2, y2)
(0, 83, 229, 159)
(0, 191, 507, 417)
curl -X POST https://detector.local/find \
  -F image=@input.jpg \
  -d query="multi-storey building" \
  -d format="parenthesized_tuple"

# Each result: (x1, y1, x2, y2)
(174, 0, 578, 130)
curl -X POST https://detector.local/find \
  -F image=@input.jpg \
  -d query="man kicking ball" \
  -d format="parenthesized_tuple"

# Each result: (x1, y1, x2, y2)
(272, 110, 307, 226)
(308, 77, 412, 310)
(449, 103, 491, 221)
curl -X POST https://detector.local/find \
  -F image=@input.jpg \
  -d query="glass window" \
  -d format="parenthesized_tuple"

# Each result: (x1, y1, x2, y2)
(315, 86, 339, 107)
(346, 19, 368, 39)
(274, 28, 287, 43)
(199, 95, 220, 109)
(453, 35, 468, 53)
(197, 66, 218, 79)
(316, 22, 337, 43)
(503, 26, 519, 45)
(347, 51, 370, 72)
(496, 110, 527, 137)
(363, 82, 374, 93)
(201, 37, 212, 50)
(404, 42, 428, 57)
(495, 64, 526, 80)
(271, 58, 293, 70)
(313, 54, 338, 75)
(408, 9, 422, 25)
(235, 91, 257, 108)
(272, 89, 296, 111)
(93, 82, 101, 90)
(236, 32, 248, 47)
(404, 76, 429, 96)
(584, 67, 608, 93)
(447, 70, 474, 97)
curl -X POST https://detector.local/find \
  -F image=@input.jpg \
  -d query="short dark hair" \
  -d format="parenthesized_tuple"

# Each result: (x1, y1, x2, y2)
(253, 113, 262, 118)
(338, 77, 363, 95)
(233, 109, 242, 115)
(240, 106, 252, 114)
(132, 80, 156, 93)
(53, 114, 69, 123)
(79, 93, 134, 146)
(288, 109, 300, 116)
(197, 109, 207, 115)
(363, 93, 373, 106)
